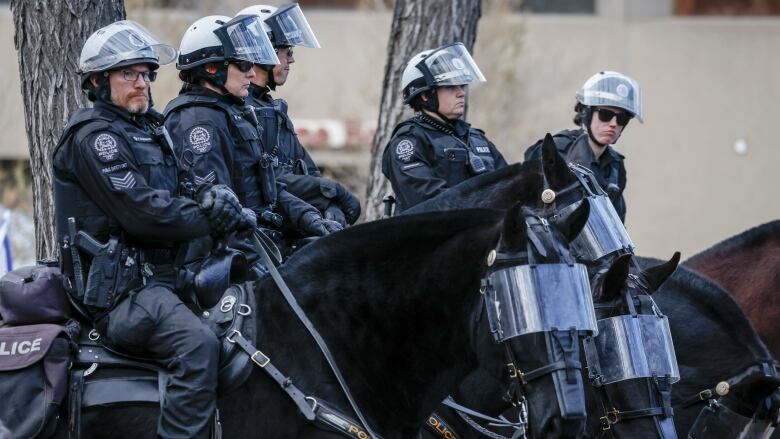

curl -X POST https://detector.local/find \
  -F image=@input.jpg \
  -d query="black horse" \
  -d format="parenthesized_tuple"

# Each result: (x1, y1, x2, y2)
(68, 192, 594, 438)
(638, 258, 780, 438)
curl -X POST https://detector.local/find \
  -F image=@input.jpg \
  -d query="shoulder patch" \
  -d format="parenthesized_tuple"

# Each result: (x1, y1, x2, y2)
(109, 171, 136, 190)
(395, 139, 415, 163)
(187, 125, 213, 154)
(93, 133, 120, 162)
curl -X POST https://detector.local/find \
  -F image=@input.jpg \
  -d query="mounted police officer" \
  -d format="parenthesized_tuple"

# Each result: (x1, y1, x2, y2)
(237, 4, 361, 227)
(164, 15, 341, 253)
(381, 43, 507, 214)
(52, 20, 255, 438)
(524, 71, 643, 223)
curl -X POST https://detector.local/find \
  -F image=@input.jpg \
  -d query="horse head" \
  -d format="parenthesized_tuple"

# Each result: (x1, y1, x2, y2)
(482, 198, 596, 439)
(583, 252, 683, 439)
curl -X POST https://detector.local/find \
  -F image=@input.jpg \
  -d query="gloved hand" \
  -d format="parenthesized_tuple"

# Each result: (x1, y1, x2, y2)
(333, 183, 361, 225)
(237, 208, 257, 231)
(299, 211, 344, 237)
(198, 184, 244, 235)
(323, 205, 347, 227)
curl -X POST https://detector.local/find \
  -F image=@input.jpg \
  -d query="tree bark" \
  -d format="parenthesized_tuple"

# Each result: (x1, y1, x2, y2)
(364, 0, 482, 221)
(11, 0, 126, 260)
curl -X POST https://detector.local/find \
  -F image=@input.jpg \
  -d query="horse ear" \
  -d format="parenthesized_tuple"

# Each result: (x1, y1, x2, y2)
(555, 198, 590, 243)
(641, 252, 681, 293)
(541, 133, 573, 190)
(600, 253, 632, 300)
(500, 203, 528, 252)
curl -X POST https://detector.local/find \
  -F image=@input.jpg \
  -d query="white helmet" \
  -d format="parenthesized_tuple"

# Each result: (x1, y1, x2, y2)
(79, 20, 175, 87)
(401, 43, 485, 104)
(576, 71, 644, 123)
(236, 4, 320, 48)
(177, 14, 278, 70)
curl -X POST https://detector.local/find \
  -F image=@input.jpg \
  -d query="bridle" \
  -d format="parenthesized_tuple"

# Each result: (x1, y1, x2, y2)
(678, 361, 780, 438)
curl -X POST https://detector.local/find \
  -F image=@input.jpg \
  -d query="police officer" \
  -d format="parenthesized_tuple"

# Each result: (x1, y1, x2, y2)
(236, 4, 361, 227)
(52, 21, 254, 438)
(524, 71, 643, 222)
(382, 43, 507, 213)
(164, 15, 341, 247)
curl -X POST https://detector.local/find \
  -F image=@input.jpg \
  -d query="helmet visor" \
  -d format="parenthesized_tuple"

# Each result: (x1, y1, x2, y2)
(79, 20, 177, 73)
(418, 43, 486, 87)
(266, 4, 321, 48)
(215, 15, 279, 65)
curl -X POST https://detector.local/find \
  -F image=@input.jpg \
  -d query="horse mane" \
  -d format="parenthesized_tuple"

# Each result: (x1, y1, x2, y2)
(637, 256, 772, 361)
(405, 162, 541, 214)
(283, 208, 506, 271)
(685, 219, 780, 264)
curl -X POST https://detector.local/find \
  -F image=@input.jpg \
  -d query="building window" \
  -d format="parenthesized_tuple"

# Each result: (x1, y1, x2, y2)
(519, 0, 596, 14)
(676, 0, 780, 15)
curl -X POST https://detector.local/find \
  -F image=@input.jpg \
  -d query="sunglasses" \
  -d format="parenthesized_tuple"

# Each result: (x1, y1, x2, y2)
(231, 60, 255, 73)
(276, 47, 294, 59)
(119, 69, 156, 83)
(595, 108, 633, 127)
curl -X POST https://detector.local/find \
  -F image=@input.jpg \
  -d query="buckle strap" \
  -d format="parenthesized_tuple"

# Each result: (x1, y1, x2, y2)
(311, 398, 383, 439)
(522, 360, 581, 383)
(424, 412, 462, 439)
(229, 332, 316, 421)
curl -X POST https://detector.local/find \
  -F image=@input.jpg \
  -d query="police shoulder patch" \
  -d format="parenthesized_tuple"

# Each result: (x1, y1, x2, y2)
(187, 125, 213, 154)
(395, 138, 415, 163)
(92, 132, 120, 162)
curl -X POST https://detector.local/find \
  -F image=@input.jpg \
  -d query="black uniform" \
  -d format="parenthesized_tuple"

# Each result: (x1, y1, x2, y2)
(246, 84, 361, 225)
(52, 101, 219, 439)
(381, 114, 508, 213)
(524, 129, 627, 222)
(163, 85, 319, 237)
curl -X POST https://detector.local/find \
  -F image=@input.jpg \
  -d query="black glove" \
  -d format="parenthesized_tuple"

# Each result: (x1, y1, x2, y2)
(299, 211, 343, 237)
(333, 183, 361, 225)
(323, 205, 347, 227)
(198, 185, 244, 235)
(237, 208, 257, 231)
(259, 208, 284, 229)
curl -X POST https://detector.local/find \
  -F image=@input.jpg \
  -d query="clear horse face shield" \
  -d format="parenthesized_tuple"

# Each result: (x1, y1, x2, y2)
(560, 195, 634, 262)
(484, 263, 597, 342)
(583, 314, 680, 385)
(416, 43, 486, 88)
(265, 4, 321, 48)
(215, 15, 279, 65)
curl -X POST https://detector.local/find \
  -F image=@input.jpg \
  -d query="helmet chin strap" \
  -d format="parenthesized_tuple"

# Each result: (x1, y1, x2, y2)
(421, 90, 456, 124)
(583, 106, 608, 147)
(262, 64, 276, 90)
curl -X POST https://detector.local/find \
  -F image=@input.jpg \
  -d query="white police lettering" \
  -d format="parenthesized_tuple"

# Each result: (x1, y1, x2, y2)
(0, 338, 42, 355)
(94, 133, 119, 162)
(189, 126, 212, 154)
(476, 146, 490, 154)
(396, 139, 415, 162)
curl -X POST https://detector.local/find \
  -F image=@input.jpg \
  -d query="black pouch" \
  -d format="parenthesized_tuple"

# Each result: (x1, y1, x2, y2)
(0, 321, 78, 438)
(0, 265, 71, 325)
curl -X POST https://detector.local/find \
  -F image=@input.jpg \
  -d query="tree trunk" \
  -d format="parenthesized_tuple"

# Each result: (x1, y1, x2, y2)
(11, 0, 126, 260)
(364, 0, 482, 221)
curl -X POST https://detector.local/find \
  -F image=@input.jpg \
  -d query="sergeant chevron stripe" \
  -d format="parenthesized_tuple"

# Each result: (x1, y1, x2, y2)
(194, 171, 216, 185)
(110, 172, 136, 190)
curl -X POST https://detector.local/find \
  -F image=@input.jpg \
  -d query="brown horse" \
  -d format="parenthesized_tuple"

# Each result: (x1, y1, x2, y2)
(684, 220, 780, 358)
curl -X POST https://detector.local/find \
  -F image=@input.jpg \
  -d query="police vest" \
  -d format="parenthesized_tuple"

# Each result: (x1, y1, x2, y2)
(246, 94, 303, 175)
(52, 106, 177, 244)
(392, 118, 500, 186)
(164, 94, 276, 211)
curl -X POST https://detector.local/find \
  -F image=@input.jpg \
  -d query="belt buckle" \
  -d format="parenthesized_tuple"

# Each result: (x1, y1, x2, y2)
(251, 350, 270, 368)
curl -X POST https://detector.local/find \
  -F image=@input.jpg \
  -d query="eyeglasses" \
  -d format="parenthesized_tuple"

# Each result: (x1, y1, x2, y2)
(595, 108, 633, 127)
(120, 69, 156, 83)
(276, 47, 294, 59)
(231, 60, 255, 73)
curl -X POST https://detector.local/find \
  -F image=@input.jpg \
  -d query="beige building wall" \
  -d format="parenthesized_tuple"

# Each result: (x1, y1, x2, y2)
(1, 2, 779, 260)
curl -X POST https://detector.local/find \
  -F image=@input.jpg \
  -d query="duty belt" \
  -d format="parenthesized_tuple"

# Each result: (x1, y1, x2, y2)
(137, 248, 177, 265)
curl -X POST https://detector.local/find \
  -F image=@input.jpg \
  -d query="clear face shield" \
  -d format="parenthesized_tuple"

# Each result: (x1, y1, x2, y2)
(583, 314, 679, 385)
(215, 15, 280, 65)
(484, 263, 597, 342)
(79, 20, 177, 73)
(559, 195, 634, 262)
(265, 4, 321, 48)
(416, 43, 486, 88)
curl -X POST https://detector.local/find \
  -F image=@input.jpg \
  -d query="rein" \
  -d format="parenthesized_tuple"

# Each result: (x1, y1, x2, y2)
(251, 232, 381, 439)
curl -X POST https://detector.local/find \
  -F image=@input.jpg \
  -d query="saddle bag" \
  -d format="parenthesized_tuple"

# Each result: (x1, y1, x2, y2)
(0, 265, 71, 325)
(0, 322, 78, 438)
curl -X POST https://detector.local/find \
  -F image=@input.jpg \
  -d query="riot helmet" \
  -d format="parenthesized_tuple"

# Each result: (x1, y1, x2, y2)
(574, 71, 643, 147)
(177, 15, 278, 88)
(401, 43, 485, 116)
(79, 20, 176, 102)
